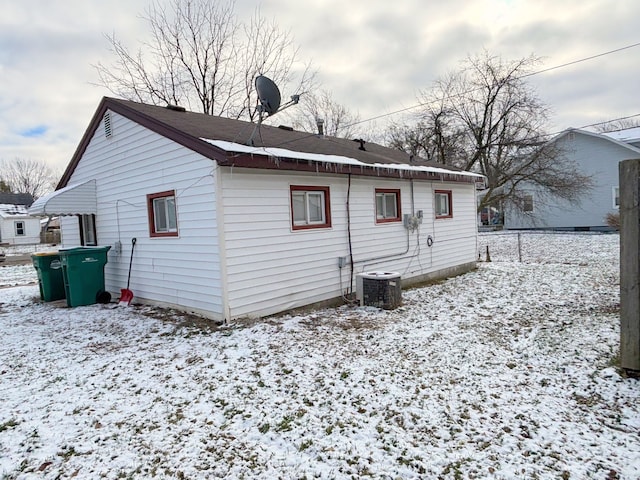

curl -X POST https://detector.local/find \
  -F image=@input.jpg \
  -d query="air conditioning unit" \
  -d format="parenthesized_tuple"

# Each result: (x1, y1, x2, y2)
(355, 271, 402, 309)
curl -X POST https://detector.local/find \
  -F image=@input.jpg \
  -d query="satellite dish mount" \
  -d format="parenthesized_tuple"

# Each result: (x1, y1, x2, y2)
(249, 75, 300, 146)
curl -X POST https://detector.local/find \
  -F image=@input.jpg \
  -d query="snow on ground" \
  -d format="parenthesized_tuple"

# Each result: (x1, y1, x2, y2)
(0, 244, 55, 288)
(1, 232, 638, 479)
(1, 244, 56, 256)
(0, 264, 37, 288)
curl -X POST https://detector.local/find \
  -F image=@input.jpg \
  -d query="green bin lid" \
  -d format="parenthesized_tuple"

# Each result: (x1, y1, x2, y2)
(59, 246, 111, 254)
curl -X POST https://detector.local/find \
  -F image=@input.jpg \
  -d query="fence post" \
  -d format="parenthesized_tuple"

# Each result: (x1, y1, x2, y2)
(620, 159, 640, 374)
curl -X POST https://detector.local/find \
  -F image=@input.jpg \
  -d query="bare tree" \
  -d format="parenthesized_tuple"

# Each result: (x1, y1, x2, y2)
(394, 52, 592, 213)
(94, 0, 316, 120)
(386, 121, 434, 160)
(283, 89, 361, 138)
(595, 118, 640, 133)
(0, 158, 59, 199)
(386, 112, 466, 165)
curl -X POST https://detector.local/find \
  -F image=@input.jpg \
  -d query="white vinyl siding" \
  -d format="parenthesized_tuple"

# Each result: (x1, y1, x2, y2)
(59, 108, 478, 320)
(60, 216, 81, 246)
(0, 216, 40, 246)
(61, 112, 224, 320)
(221, 169, 478, 319)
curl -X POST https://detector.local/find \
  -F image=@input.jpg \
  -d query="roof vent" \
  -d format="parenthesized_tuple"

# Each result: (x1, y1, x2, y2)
(353, 138, 366, 151)
(278, 125, 294, 131)
(166, 104, 186, 112)
(103, 112, 112, 138)
(316, 118, 325, 137)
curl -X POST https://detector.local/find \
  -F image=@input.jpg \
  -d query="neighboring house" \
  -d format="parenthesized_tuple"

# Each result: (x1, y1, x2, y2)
(0, 193, 40, 245)
(602, 126, 640, 150)
(29, 97, 484, 321)
(504, 128, 640, 231)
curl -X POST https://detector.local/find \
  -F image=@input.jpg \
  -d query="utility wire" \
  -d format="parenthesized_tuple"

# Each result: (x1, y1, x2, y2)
(234, 42, 640, 156)
(343, 41, 640, 129)
(577, 113, 640, 131)
(540, 113, 640, 139)
(519, 41, 640, 79)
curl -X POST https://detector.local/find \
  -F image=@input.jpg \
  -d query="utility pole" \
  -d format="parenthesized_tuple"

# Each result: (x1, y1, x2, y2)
(619, 159, 640, 375)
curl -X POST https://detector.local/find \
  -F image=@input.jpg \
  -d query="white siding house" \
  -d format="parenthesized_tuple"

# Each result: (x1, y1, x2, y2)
(504, 128, 640, 231)
(0, 194, 40, 245)
(30, 97, 483, 321)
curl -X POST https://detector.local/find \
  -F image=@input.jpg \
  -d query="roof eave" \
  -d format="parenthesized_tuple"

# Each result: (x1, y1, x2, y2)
(551, 128, 640, 155)
(57, 97, 229, 189)
(216, 153, 480, 183)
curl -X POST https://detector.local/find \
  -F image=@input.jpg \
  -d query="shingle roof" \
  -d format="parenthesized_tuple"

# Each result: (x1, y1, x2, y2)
(0, 193, 34, 206)
(59, 97, 479, 188)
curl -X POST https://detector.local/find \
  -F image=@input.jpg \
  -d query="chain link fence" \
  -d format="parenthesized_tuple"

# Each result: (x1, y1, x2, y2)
(478, 231, 620, 265)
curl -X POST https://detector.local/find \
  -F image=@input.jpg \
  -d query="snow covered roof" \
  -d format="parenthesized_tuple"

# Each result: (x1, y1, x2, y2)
(601, 127, 640, 144)
(0, 203, 31, 218)
(202, 139, 485, 180)
(58, 97, 483, 188)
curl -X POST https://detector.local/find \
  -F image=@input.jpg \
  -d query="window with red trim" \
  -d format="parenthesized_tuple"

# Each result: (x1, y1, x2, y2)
(375, 188, 401, 223)
(290, 185, 331, 230)
(435, 190, 453, 219)
(147, 190, 178, 237)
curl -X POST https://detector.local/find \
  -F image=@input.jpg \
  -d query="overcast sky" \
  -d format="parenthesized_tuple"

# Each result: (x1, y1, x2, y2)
(1, 0, 639, 173)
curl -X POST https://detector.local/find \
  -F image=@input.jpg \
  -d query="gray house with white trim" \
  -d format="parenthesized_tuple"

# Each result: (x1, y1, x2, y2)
(504, 128, 640, 231)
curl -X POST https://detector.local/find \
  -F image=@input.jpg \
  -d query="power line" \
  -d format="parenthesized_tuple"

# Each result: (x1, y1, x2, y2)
(344, 41, 640, 129)
(233, 111, 640, 161)
(519, 41, 640, 79)
(238, 43, 640, 156)
(578, 113, 640, 131)
(538, 113, 640, 139)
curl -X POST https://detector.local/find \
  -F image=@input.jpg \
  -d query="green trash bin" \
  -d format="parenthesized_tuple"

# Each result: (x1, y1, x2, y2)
(32, 252, 66, 302)
(59, 246, 112, 307)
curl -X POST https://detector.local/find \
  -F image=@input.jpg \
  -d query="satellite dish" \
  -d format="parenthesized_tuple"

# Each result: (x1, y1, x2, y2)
(248, 74, 300, 146)
(255, 75, 281, 115)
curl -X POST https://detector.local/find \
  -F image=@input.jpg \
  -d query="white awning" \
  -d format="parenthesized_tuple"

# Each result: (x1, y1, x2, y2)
(28, 180, 97, 217)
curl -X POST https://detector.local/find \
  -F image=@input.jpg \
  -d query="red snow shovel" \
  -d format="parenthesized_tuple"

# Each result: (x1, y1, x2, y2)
(119, 238, 137, 306)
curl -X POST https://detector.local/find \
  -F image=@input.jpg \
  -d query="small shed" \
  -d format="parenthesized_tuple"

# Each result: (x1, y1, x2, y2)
(0, 193, 40, 245)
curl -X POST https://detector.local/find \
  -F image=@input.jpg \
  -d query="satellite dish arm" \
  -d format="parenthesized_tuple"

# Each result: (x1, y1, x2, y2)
(268, 94, 300, 115)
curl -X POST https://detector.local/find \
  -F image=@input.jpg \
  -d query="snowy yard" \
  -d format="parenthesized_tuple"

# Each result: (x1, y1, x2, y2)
(1, 232, 638, 479)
